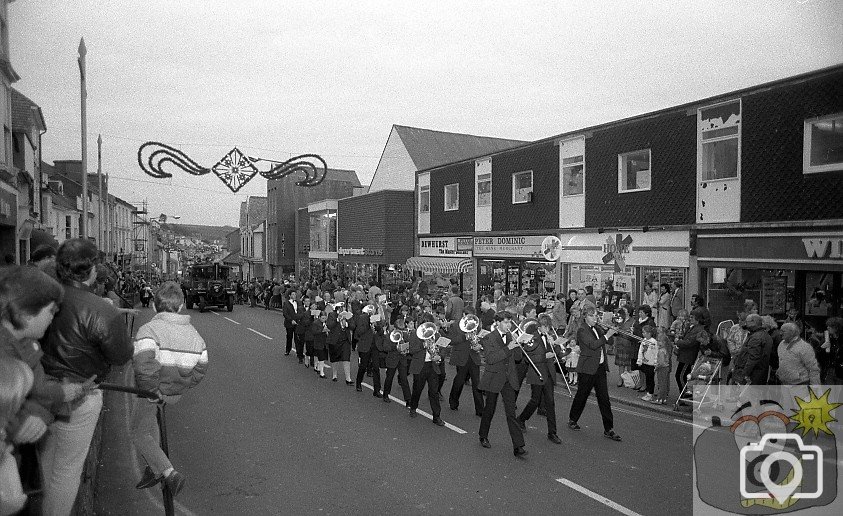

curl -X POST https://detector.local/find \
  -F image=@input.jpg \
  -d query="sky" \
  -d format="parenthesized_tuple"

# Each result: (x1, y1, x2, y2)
(9, 0, 843, 227)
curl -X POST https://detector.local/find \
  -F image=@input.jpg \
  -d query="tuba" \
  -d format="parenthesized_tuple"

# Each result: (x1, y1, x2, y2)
(459, 314, 483, 353)
(390, 328, 409, 355)
(416, 321, 441, 362)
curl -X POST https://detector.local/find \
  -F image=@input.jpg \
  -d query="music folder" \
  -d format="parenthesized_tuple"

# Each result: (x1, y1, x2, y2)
(434, 336, 451, 348)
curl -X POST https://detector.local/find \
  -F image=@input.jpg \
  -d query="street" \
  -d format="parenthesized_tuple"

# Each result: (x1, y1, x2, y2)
(97, 305, 694, 516)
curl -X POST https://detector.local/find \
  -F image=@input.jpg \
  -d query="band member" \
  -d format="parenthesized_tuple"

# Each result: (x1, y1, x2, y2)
(379, 317, 412, 403)
(568, 306, 622, 442)
(516, 302, 538, 387)
(408, 313, 445, 426)
(478, 311, 527, 457)
(326, 304, 353, 384)
(448, 307, 484, 417)
(516, 314, 567, 444)
(282, 290, 302, 357)
(309, 299, 329, 378)
(299, 296, 315, 368)
(353, 306, 382, 396)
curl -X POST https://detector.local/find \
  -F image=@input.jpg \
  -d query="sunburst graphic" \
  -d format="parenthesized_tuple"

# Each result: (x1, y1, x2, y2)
(791, 388, 842, 437)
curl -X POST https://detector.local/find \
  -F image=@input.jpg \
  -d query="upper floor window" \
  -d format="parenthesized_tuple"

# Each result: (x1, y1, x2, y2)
(512, 170, 533, 204)
(476, 173, 491, 207)
(444, 183, 459, 211)
(618, 149, 651, 193)
(804, 112, 843, 174)
(419, 185, 430, 213)
(699, 100, 741, 181)
(562, 155, 584, 196)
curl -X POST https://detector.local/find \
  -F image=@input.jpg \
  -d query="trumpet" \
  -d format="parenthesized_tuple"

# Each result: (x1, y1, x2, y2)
(390, 328, 409, 355)
(596, 321, 645, 342)
(417, 321, 442, 363)
(459, 314, 483, 353)
(512, 318, 543, 382)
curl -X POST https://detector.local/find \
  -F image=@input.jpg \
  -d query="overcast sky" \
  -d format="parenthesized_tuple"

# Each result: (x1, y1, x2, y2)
(10, 0, 843, 227)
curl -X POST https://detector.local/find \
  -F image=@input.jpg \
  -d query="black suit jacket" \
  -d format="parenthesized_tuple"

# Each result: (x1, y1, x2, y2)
(282, 299, 301, 329)
(448, 321, 481, 367)
(576, 324, 610, 375)
(478, 331, 521, 393)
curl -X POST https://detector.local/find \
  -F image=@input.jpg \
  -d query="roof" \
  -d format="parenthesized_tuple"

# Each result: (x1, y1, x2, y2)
(10, 88, 46, 133)
(51, 192, 80, 212)
(393, 125, 526, 171)
(222, 251, 242, 264)
(326, 168, 362, 187)
(240, 196, 267, 228)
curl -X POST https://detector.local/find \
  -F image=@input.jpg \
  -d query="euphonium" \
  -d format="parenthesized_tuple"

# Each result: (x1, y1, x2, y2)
(416, 321, 440, 362)
(362, 304, 377, 315)
(459, 314, 483, 352)
(390, 328, 409, 355)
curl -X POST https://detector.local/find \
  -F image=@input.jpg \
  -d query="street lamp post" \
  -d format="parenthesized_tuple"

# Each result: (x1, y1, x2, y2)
(78, 38, 88, 239)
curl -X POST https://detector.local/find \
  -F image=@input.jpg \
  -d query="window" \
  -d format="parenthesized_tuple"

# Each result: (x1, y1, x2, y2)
(444, 183, 459, 211)
(562, 155, 584, 196)
(699, 100, 740, 181)
(476, 173, 491, 207)
(419, 185, 430, 213)
(804, 113, 843, 174)
(512, 170, 533, 203)
(617, 150, 651, 192)
(65, 215, 72, 239)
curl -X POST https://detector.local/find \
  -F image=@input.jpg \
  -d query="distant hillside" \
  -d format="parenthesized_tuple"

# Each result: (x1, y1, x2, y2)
(162, 223, 238, 243)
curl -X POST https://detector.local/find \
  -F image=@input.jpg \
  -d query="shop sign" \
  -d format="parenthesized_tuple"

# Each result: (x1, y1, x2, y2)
(803, 237, 843, 260)
(697, 233, 843, 267)
(613, 274, 633, 293)
(602, 234, 634, 271)
(338, 247, 384, 256)
(419, 237, 472, 257)
(561, 230, 690, 268)
(473, 235, 550, 259)
(541, 236, 562, 262)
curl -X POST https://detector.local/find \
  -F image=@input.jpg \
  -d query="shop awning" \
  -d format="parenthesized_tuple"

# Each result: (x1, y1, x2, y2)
(405, 256, 473, 274)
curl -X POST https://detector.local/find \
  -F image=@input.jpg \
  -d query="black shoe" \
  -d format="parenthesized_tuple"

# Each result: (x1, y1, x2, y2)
(373, 391, 382, 398)
(479, 437, 491, 448)
(513, 446, 528, 457)
(135, 466, 162, 489)
(383, 396, 391, 403)
(346, 380, 354, 386)
(409, 409, 418, 418)
(332, 377, 338, 382)
(547, 433, 562, 444)
(604, 430, 622, 442)
(319, 374, 326, 379)
(568, 420, 581, 431)
(432, 417, 445, 427)
(355, 386, 363, 392)
(164, 470, 186, 496)
(284, 352, 290, 356)
(516, 418, 526, 431)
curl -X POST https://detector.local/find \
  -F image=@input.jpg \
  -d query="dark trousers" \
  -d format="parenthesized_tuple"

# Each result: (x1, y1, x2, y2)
(449, 362, 484, 415)
(383, 358, 411, 402)
(640, 364, 655, 394)
(568, 362, 614, 432)
(676, 361, 693, 390)
(285, 326, 295, 354)
(479, 382, 524, 448)
(295, 332, 306, 360)
(410, 362, 440, 418)
(356, 351, 381, 393)
(250, 294, 257, 308)
(518, 381, 557, 435)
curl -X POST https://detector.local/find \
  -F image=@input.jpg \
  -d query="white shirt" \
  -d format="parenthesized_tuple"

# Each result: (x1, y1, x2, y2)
(591, 326, 605, 364)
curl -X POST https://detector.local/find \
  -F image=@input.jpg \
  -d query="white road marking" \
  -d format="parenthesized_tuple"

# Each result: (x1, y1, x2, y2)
(210, 311, 221, 316)
(672, 418, 708, 429)
(361, 382, 467, 435)
(223, 317, 240, 325)
(247, 328, 273, 340)
(556, 478, 644, 516)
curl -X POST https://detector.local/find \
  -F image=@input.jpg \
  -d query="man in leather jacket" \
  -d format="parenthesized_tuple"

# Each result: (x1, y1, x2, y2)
(39, 238, 133, 515)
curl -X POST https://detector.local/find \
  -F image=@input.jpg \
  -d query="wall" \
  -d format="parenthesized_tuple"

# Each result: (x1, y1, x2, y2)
(338, 190, 414, 264)
(368, 127, 417, 193)
(429, 160, 474, 234)
(491, 141, 558, 231)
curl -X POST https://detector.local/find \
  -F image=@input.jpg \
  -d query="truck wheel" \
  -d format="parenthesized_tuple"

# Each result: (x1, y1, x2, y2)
(199, 298, 206, 313)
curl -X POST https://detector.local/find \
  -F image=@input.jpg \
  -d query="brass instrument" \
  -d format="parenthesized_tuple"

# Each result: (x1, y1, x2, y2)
(389, 328, 410, 355)
(362, 304, 377, 315)
(597, 321, 644, 342)
(512, 318, 543, 382)
(539, 327, 573, 397)
(416, 321, 442, 363)
(459, 314, 483, 353)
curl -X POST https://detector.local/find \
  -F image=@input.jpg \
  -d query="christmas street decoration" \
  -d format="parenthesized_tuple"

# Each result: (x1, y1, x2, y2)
(138, 142, 328, 193)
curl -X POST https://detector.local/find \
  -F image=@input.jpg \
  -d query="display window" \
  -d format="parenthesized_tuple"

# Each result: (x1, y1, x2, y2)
(476, 259, 558, 307)
(705, 268, 796, 331)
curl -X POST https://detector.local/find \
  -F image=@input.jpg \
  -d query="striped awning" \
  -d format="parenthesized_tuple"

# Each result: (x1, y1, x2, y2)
(405, 256, 473, 274)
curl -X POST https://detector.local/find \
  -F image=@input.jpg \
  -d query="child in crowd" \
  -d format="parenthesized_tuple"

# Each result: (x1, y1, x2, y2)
(0, 356, 34, 516)
(565, 341, 580, 385)
(654, 327, 673, 405)
(636, 325, 658, 401)
(669, 309, 690, 341)
(132, 281, 208, 497)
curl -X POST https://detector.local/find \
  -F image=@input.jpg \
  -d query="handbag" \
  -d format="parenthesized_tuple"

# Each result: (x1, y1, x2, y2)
(621, 370, 643, 389)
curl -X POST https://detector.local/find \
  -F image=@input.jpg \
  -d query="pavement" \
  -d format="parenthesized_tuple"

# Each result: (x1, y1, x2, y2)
(95, 303, 695, 515)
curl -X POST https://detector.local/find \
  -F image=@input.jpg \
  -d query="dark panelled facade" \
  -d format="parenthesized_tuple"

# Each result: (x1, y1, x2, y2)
(429, 161, 475, 234)
(491, 142, 558, 231)
(295, 207, 309, 260)
(585, 112, 696, 228)
(741, 69, 843, 222)
(338, 190, 415, 264)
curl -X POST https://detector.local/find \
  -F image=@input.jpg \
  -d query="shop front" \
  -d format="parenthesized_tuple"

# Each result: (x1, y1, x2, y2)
(474, 235, 562, 310)
(337, 247, 412, 289)
(406, 236, 475, 302)
(697, 226, 843, 335)
(560, 230, 690, 312)
(307, 201, 339, 284)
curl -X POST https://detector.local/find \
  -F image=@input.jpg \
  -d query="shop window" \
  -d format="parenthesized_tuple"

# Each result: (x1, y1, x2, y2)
(618, 150, 651, 193)
(804, 112, 843, 174)
(699, 100, 741, 181)
(512, 170, 533, 204)
(476, 173, 491, 207)
(419, 185, 430, 213)
(562, 155, 584, 196)
(444, 183, 459, 211)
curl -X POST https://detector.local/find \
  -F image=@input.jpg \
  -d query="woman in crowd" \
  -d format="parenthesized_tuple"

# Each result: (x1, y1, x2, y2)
(641, 283, 658, 314)
(657, 283, 672, 329)
(613, 307, 635, 387)
(326, 303, 353, 384)
(674, 308, 706, 392)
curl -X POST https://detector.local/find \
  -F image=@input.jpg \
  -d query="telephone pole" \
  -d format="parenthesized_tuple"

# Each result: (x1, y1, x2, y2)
(78, 38, 88, 239)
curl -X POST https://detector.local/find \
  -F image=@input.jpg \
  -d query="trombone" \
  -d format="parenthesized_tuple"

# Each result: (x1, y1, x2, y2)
(539, 327, 573, 397)
(595, 310, 644, 342)
(511, 318, 543, 383)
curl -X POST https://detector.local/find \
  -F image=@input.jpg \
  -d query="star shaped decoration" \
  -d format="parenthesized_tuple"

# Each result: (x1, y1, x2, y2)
(212, 148, 258, 193)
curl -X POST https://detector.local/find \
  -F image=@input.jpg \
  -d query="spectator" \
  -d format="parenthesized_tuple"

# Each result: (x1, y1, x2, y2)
(565, 289, 577, 317)
(817, 317, 842, 384)
(762, 315, 783, 381)
(39, 238, 133, 515)
(657, 283, 672, 329)
(445, 285, 464, 323)
(551, 293, 568, 333)
(29, 245, 58, 279)
(691, 294, 712, 331)
(776, 323, 821, 385)
(731, 314, 773, 386)
(675, 308, 707, 392)
(0, 356, 34, 516)
(670, 281, 684, 321)
(641, 283, 658, 314)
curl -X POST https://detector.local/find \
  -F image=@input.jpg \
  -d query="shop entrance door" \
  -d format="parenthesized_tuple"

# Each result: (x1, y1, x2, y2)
(801, 271, 842, 335)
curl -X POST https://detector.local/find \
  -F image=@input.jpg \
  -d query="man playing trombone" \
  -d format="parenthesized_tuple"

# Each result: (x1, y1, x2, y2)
(567, 306, 622, 442)
(516, 314, 567, 444)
